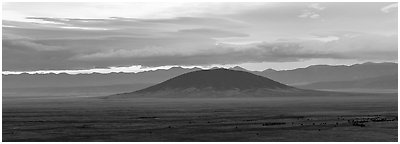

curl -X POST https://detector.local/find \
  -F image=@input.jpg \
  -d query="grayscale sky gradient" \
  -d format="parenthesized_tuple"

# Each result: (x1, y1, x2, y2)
(2, 2, 398, 73)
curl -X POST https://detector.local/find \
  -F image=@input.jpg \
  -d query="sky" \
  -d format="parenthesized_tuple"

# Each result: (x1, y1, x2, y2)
(2, 2, 398, 74)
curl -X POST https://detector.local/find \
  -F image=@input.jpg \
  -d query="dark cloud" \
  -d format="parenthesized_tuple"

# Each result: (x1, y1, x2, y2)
(142, 16, 248, 28)
(70, 39, 396, 68)
(177, 28, 248, 38)
(3, 32, 397, 71)
(2, 38, 78, 71)
(32, 41, 349, 69)
(3, 16, 251, 70)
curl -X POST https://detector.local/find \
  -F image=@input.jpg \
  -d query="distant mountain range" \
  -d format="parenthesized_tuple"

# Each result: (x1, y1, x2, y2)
(254, 62, 397, 85)
(3, 83, 153, 97)
(297, 74, 397, 90)
(3, 62, 398, 93)
(3, 67, 201, 88)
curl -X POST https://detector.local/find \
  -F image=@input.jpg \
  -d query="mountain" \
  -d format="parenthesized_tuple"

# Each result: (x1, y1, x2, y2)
(5, 62, 395, 97)
(297, 74, 398, 90)
(137, 68, 293, 92)
(262, 68, 278, 73)
(109, 69, 314, 98)
(256, 62, 397, 85)
(3, 83, 153, 97)
(229, 66, 248, 71)
(3, 62, 397, 90)
(2, 67, 200, 88)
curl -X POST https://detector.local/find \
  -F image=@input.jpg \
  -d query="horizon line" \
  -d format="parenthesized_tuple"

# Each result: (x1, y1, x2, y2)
(2, 61, 397, 75)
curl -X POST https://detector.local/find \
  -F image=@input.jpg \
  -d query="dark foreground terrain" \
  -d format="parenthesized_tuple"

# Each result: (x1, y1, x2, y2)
(3, 94, 398, 142)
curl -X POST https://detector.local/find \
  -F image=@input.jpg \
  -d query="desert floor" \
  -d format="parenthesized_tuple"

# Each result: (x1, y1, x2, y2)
(3, 94, 398, 142)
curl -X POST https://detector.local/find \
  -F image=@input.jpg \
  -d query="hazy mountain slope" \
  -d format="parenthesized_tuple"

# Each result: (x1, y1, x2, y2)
(297, 74, 398, 90)
(256, 62, 397, 85)
(137, 69, 293, 93)
(3, 83, 154, 97)
(2, 67, 200, 88)
(110, 69, 324, 98)
(109, 68, 375, 99)
(3, 62, 397, 89)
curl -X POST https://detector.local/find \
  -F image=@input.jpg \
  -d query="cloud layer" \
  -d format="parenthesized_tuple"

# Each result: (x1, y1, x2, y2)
(3, 2, 398, 71)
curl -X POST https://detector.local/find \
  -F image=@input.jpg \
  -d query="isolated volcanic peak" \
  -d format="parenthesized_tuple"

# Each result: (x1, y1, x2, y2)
(136, 68, 293, 93)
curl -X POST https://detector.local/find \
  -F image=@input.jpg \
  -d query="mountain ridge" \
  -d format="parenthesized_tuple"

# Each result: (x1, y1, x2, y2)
(297, 74, 398, 90)
(136, 68, 294, 93)
(109, 69, 308, 98)
(3, 62, 397, 89)
(4, 62, 396, 76)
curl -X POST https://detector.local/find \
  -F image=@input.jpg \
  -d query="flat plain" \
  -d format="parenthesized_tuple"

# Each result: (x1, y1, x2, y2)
(2, 94, 398, 142)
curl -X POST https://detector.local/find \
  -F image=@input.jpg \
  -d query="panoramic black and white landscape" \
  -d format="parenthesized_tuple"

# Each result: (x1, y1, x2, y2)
(2, 2, 398, 142)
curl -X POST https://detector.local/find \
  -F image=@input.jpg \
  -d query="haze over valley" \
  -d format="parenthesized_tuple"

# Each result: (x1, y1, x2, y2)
(3, 62, 397, 97)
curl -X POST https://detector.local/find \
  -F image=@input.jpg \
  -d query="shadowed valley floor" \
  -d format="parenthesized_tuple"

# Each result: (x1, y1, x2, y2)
(3, 94, 397, 142)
